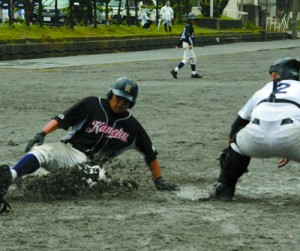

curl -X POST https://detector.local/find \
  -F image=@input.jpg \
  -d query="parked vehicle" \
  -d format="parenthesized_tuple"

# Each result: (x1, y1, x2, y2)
(34, 0, 69, 25)
(73, 0, 105, 25)
(32, 0, 158, 26)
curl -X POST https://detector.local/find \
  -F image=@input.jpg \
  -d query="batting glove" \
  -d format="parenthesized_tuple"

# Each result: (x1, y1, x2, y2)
(154, 177, 179, 191)
(25, 131, 46, 152)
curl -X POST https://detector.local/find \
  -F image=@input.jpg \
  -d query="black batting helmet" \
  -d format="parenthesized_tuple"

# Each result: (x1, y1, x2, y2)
(269, 57, 300, 80)
(107, 77, 138, 108)
(187, 13, 196, 20)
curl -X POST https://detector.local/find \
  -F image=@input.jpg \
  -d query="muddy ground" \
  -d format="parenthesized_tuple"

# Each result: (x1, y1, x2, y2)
(1, 45, 300, 251)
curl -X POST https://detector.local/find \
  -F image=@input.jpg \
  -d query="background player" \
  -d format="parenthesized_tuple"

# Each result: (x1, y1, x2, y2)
(171, 12, 202, 79)
(159, 1, 174, 33)
(0, 77, 178, 213)
(211, 58, 300, 200)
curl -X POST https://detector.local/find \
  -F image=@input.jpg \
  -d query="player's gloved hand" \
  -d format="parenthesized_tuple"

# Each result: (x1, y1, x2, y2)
(154, 177, 179, 191)
(277, 158, 289, 168)
(25, 131, 46, 152)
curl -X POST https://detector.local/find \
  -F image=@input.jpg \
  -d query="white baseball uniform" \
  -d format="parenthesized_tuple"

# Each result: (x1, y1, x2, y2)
(159, 5, 173, 26)
(232, 79, 300, 161)
(30, 142, 87, 171)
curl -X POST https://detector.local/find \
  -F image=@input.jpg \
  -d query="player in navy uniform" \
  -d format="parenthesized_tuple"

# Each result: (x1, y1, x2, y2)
(211, 58, 300, 200)
(171, 12, 202, 79)
(0, 77, 178, 213)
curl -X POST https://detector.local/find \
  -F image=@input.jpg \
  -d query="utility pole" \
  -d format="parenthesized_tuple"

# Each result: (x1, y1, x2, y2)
(240, 0, 243, 12)
(210, 0, 213, 17)
(291, 0, 298, 39)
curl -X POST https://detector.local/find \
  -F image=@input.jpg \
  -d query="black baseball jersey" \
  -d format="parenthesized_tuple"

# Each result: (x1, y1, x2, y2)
(54, 96, 158, 164)
(178, 23, 195, 46)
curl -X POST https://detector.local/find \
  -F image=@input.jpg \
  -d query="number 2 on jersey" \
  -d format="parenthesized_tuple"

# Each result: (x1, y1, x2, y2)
(276, 83, 290, 94)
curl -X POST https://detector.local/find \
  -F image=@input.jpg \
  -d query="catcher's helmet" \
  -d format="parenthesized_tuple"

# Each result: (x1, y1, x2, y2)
(187, 12, 196, 20)
(107, 77, 138, 108)
(269, 57, 300, 80)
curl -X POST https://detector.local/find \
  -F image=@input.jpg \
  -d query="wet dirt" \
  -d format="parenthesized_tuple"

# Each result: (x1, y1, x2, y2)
(1, 46, 300, 251)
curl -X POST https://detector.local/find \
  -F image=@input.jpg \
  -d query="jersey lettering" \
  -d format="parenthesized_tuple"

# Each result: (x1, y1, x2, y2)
(85, 120, 129, 142)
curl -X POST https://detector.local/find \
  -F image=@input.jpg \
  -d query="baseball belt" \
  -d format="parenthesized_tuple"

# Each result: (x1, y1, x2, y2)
(252, 118, 293, 126)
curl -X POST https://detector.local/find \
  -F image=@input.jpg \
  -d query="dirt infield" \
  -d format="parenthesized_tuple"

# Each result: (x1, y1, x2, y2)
(1, 45, 300, 251)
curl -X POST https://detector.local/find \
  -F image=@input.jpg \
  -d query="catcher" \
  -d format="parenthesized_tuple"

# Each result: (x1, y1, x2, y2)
(211, 57, 300, 200)
(0, 77, 178, 213)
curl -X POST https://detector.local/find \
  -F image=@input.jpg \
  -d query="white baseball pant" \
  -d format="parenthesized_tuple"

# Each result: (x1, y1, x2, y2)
(232, 118, 300, 162)
(182, 42, 196, 65)
(30, 142, 87, 171)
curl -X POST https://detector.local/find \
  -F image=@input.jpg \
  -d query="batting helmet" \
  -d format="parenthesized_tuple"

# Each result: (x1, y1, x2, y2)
(107, 77, 138, 108)
(187, 13, 196, 20)
(269, 57, 300, 80)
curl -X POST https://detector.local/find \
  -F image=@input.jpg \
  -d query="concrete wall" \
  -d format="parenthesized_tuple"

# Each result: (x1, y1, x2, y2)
(0, 32, 289, 61)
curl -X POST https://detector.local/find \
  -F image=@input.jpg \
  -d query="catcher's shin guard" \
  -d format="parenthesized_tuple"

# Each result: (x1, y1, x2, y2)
(213, 147, 250, 199)
(0, 165, 12, 213)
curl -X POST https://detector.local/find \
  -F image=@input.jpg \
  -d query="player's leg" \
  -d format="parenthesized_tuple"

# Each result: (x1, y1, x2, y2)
(168, 20, 172, 32)
(0, 153, 40, 209)
(189, 51, 202, 78)
(0, 142, 87, 213)
(6, 142, 87, 181)
(30, 142, 87, 171)
(212, 146, 250, 200)
(171, 60, 186, 79)
(0, 164, 13, 212)
(171, 42, 189, 78)
(277, 124, 300, 162)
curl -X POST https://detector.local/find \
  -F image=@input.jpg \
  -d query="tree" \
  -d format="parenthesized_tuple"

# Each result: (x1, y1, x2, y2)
(69, 0, 74, 29)
(184, 0, 191, 16)
(173, 0, 183, 24)
(199, 0, 229, 18)
(291, 0, 299, 39)
(24, 0, 32, 29)
(54, 0, 58, 25)
(155, 0, 161, 25)
(37, 0, 43, 27)
(125, 0, 131, 26)
(92, 0, 97, 28)
(103, 0, 110, 26)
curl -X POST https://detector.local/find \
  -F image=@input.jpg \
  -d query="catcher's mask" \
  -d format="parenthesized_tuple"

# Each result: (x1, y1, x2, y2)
(269, 57, 300, 80)
(107, 77, 138, 108)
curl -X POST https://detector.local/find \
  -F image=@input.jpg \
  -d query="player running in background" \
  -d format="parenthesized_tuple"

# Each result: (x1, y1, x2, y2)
(171, 12, 202, 79)
(211, 58, 300, 200)
(0, 77, 178, 213)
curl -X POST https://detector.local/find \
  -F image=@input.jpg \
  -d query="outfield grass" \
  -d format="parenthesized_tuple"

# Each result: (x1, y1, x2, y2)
(0, 22, 261, 41)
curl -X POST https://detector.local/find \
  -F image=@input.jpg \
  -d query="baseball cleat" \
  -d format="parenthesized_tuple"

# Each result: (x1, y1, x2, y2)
(0, 165, 12, 197)
(191, 73, 202, 78)
(171, 69, 178, 79)
(0, 165, 12, 213)
(209, 182, 235, 201)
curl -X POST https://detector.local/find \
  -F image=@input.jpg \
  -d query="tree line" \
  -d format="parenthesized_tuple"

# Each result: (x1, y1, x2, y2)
(3, 0, 229, 29)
